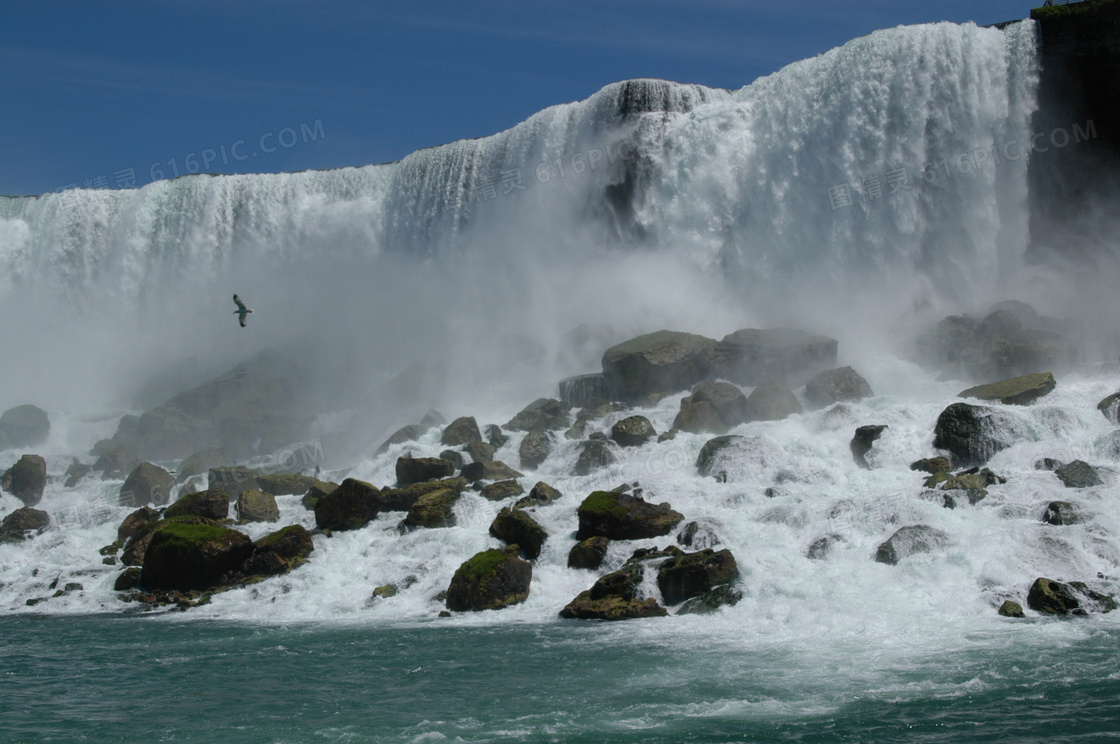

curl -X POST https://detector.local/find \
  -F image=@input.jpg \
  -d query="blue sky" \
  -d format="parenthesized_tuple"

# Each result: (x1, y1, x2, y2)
(1, 0, 1031, 196)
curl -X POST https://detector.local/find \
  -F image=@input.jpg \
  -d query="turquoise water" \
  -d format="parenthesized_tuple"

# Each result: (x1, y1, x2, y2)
(3, 615, 1119, 743)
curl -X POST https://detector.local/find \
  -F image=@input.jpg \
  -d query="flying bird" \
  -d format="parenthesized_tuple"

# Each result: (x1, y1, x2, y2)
(233, 294, 253, 327)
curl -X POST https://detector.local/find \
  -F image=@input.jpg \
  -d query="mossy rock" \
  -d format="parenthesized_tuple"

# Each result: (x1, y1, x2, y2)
(576, 490, 683, 541)
(504, 398, 569, 432)
(461, 459, 524, 482)
(874, 525, 949, 565)
(314, 478, 380, 531)
(656, 548, 740, 606)
(673, 400, 727, 435)
(255, 473, 321, 496)
(676, 584, 743, 615)
(378, 477, 466, 512)
(208, 466, 261, 501)
(573, 439, 616, 476)
(176, 448, 232, 483)
(958, 372, 1056, 406)
(403, 488, 460, 529)
(242, 524, 314, 576)
(116, 506, 161, 543)
(910, 457, 951, 475)
(514, 481, 563, 509)
(395, 456, 456, 485)
(0, 506, 50, 541)
(480, 479, 525, 502)
(743, 384, 802, 423)
(301, 480, 339, 510)
(489, 507, 548, 558)
(519, 429, 553, 469)
(445, 546, 532, 612)
(998, 600, 1025, 618)
(568, 535, 609, 570)
(441, 416, 482, 447)
(1, 454, 47, 506)
(164, 488, 230, 520)
(611, 415, 656, 447)
(121, 515, 221, 566)
(139, 522, 254, 591)
(236, 489, 280, 523)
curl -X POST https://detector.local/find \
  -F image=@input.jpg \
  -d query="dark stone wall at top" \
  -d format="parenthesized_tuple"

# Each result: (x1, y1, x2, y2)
(1027, 1, 1120, 263)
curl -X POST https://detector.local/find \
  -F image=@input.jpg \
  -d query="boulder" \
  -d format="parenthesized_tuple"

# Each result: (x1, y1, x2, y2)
(519, 429, 553, 469)
(676, 521, 720, 550)
(851, 425, 888, 469)
(1026, 577, 1082, 615)
(120, 515, 221, 566)
(683, 381, 749, 430)
(932, 402, 1020, 469)
(242, 525, 314, 576)
(1055, 460, 1102, 488)
(439, 449, 465, 470)
(114, 567, 142, 591)
(695, 435, 742, 478)
(559, 374, 607, 409)
(576, 491, 683, 541)
(672, 400, 726, 434)
(1042, 500, 1082, 525)
(710, 328, 838, 387)
(0, 405, 50, 447)
(568, 535, 610, 569)
(807, 533, 843, 560)
(139, 522, 255, 591)
(676, 584, 743, 615)
(611, 415, 656, 447)
(255, 473, 321, 496)
(486, 425, 509, 449)
(2, 454, 47, 506)
(559, 564, 666, 620)
(64, 460, 92, 488)
(402, 488, 460, 529)
(445, 546, 532, 611)
(378, 477, 466, 512)
(236, 490, 280, 523)
(0, 506, 50, 541)
(440, 416, 482, 447)
(93, 446, 140, 479)
(466, 441, 496, 463)
(164, 488, 229, 520)
(313, 478, 381, 531)
(958, 372, 1056, 406)
(176, 448, 232, 482)
(117, 507, 161, 543)
(515, 481, 563, 509)
(998, 600, 1025, 618)
(743, 385, 802, 423)
(301, 480, 338, 510)
(489, 507, 548, 559)
(461, 459, 523, 482)
(480, 479, 524, 502)
(803, 367, 874, 409)
(375, 424, 424, 455)
(395, 456, 455, 486)
(601, 330, 717, 403)
(656, 549, 739, 605)
(1097, 392, 1120, 425)
(119, 462, 176, 508)
(208, 466, 260, 501)
(874, 525, 949, 565)
(505, 399, 569, 432)
(910, 457, 951, 475)
(573, 439, 616, 476)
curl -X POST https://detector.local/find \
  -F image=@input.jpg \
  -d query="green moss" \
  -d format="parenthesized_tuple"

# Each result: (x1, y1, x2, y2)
(579, 491, 627, 519)
(154, 521, 233, 547)
(255, 524, 301, 549)
(1031, 0, 1120, 20)
(457, 548, 511, 586)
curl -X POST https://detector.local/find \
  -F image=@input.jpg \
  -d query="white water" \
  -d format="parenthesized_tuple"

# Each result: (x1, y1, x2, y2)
(2, 19, 1120, 666)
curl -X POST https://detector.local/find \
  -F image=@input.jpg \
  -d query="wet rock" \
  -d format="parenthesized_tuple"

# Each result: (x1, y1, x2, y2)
(119, 462, 176, 508)
(1097, 392, 1120, 425)
(851, 425, 887, 469)
(378, 477, 466, 512)
(236, 490, 280, 523)
(656, 549, 739, 606)
(1035, 458, 1064, 472)
(1055, 460, 1102, 489)
(0, 405, 50, 447)
(695, 435, 743, 478)
(998, 600, 1025, 618)
(803, 367, 874, 409)
(672, 399, 726, 435)
(2, 454, 47, 506)
(402, 488, 460, 529)
(559, 564, 666, 620)
(140, 522, 254, 591)
(164, 488, 230, 521)
(910, 457, 951, 474)
(675, 381, 749, 434)
(601, 330, 718, 404)
(313, 478, 381, 531)
(709, 328, 837, 387)
(242, 525, 314, 576)
(255, 473, 322, 496)
(611, 415, 656, 447)
(1042, 500, 1082, 526)
(117, 507, 161, 543)
(573, 439, 617, 476)
(0, 506, 50, 541)
(93, 446, 140, 479)
(375, 424, 424, 455)
(301, 480, 338, 510)
(461, 459, 523, 482)
(505, 398, 569, 432)
(485, 425, 509, 449)
(559, 373, 607, 409)
(874, 525, 950, 565)
(676, 521, 720, 550)
(807, 533, 843, 560)
(958, 372, 1056, 406)
(114, 567, 142, 591)
(120, 515, 221, 566)
(441, 416, 482, 447)
(932, 402, 1020, 469)
(676, 584, 743, 615)
(576, 490, 683, 541)
(208, 466, 260, 502)
(64, 460, 92, 488)
(1027, 577, 1082, 615)
(480, 480, 524, 502)
(177, 448, 232, 482)
(465, 440, 496, 463)
(514, 481, 563, 509)
(489, 507, 548, 559)
(519, 429, 553, 469)
(743, 385, 802, 423)
(446, 546, 531, 612)
(395, 456, 455, 486)
(438, 449, 465, 470)
(568, 535, 609, 569)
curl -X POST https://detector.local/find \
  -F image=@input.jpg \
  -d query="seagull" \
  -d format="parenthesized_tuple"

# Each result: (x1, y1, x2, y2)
(233, 294, 253, 327)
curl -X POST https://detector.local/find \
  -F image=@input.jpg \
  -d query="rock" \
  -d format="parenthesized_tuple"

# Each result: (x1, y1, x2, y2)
(371, 584, 398, 599)
(851, 425, 888, 469)
(139, 522, 255, 591)
(676, 521, 720, 550)
(568, 535, 610, 569)
(611, 415, 656, 447)
(489, 507, 548, 558)
(559, 374, 607, 409)
(0, 405, 50, 447)
(208, 466, 260, 501)
(803, 367, 874, 409)
(375, 424, 423, 455)
(874, 525, 950, 565)
(485, 425, 509, 449)
(710, 328, 838, 387)
(378, 477, 466, 512)
(1027, 577, 1081, 615)
(515, 481, 563, 509)
(1042, 500, 1082, 525)
(254, 473, 321, 496)
(656, 549, 739, 605)
(440, 416, 482, 447)
(505, 399, 569, 432)
(932, 402, 1020, 469)
(672, 400, 726, 435)
(438, 449, 465, 470)
(93, 446, 140, 479)
(686, 381, 749, 430)
(119, 462, 176, 508)
(807, 533, 843, 560)
(461, 459, 523, 482)
(601, 330, 718, 403)
(117, 507, 161, 543)
(236, 490, 280, 523)
(677, 584, 743, 615)
(958, 372, 1056, 406)
(559, 564, 667, 620)
(466, 441, 496, 463)
(998, 600, 1025, 618)
(242, 525, 314, 576)
(164, 488, 230, 520)
(910, 457, 951, 474)
(64, 460, 92, 488)
(576, 490, 683, 541)
(114, 567, 142, 591)
(395, 456, 455, 485)
(519, 429, 553, 469)
(1055, 460, 1102, 488)
(403, 488, 460, 529)
(314, 478, 381, 531)
(480, 479, 525, 502)
(301, 480, 338, 510)
(1097, 392, 1120, 425)
(695, 435, 742, 478)
(446, 546, 531, 611)
(176, 448, 232, 482)
(743, 385, 802, 423)
(2, 454, 47, 506)
(121, 515, 220, 566)
(573, 439, 616, 476)
(0, 506, 50, 541)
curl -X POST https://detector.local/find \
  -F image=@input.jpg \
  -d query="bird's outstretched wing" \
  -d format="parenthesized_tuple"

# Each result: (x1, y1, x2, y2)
(233, 294, 248, 312)
(239, 313, 249, 328)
